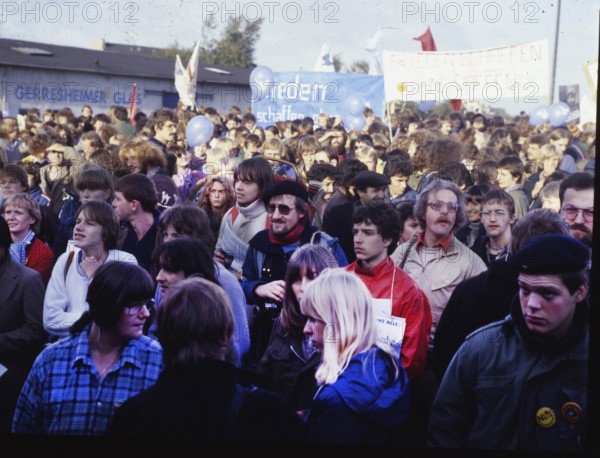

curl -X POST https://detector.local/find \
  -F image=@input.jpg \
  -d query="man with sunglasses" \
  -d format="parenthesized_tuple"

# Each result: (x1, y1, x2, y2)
(391, 180, 486, 444)
(239, 180, 347, 368)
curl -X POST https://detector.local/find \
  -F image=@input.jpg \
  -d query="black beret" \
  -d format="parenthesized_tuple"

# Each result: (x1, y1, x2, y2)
(351, 170, 391, 188)
(508, 234, 589, 275)
(262, 179, 309, 205)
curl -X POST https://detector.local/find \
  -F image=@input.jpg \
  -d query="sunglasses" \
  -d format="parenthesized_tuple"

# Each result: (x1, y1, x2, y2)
(428, 200, 458, 213)
(46, 149, 64, 154)
(267, 203, 296, 216)
(124, 299, 154, 316)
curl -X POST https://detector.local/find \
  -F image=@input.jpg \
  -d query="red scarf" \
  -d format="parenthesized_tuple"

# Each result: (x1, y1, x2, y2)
(268, 223, 305, 245)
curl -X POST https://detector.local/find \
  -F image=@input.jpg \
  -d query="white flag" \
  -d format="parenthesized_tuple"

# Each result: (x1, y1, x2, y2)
(366, 29, 384, 75)
(174, 41, 200, 109)
(313, 42, 335, 72)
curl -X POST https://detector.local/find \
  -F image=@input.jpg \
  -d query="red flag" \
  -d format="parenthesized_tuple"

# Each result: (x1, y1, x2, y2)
(450, 99, 462, 112)
(129, 83, 138, 125)
(413, 26, 437, 52)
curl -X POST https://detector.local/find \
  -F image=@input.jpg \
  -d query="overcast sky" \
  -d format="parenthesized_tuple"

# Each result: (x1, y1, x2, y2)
(1, 0, 597, 119)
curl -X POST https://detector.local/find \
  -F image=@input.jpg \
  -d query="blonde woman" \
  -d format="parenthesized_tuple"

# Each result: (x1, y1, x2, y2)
(300, 269, 409, 445)
(522, 143, 562, 203)
(2, 193, 53, 285)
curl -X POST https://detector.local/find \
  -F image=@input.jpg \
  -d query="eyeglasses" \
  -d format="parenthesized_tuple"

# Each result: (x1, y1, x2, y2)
(125, 299, 154, 316)
(561, 205, 594, 222)
(267, 204, 296, 215)
(481, 209, 508, 218)
(427, 200, 458, 213)
(46, 149, 64, 154)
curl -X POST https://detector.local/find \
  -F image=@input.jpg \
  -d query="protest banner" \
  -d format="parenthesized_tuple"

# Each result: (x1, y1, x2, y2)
(382, 39, 550, 104)
(252, 71, 385, 127)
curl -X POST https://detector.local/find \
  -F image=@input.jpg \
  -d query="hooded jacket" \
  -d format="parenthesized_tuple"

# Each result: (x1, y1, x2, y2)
(306, 346, 410, 445)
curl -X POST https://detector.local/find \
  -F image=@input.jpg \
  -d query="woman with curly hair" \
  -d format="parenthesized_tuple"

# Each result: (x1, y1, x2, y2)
(198, 175, 235, 240)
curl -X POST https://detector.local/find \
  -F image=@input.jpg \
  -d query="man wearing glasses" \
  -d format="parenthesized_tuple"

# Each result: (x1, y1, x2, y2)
(391, 180, 486, 442)
(559, 172, 594, 259)
(239, 180, 347, 368)
(471, 190, 516, 267)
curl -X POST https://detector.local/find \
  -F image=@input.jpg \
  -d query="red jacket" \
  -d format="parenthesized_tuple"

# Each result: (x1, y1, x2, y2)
(346, 257, 432, 380)
(26, 237, 54, 287)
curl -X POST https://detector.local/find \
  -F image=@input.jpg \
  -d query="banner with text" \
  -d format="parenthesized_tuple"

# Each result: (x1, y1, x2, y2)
(382, 39, 550, 104)
(252, 72, 384, 127)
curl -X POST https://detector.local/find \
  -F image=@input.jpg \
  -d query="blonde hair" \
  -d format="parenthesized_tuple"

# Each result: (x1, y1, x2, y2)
(300, 268, 399, 385)
(3, 193, 41, 234)
(537, 143, 562, 167)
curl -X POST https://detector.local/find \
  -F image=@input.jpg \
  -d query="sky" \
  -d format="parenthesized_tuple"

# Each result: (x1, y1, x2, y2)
(1, 0, 598, 120)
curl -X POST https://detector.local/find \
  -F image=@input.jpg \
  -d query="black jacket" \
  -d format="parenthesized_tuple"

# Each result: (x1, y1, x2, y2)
(433, 257, 518, 382)
(109, 358, 307, 444)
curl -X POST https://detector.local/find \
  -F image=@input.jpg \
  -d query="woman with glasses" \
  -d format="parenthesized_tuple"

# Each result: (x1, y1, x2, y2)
(43, 200, 137, 340)
(108, 277, 306, 443)
(12, 261, 163, 435)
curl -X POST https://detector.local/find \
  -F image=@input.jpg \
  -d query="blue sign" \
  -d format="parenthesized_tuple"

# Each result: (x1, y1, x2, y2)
(253, 72, 384, 127)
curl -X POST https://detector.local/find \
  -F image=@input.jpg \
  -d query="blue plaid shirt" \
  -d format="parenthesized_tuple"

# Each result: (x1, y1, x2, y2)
(12, 325, 163, 435)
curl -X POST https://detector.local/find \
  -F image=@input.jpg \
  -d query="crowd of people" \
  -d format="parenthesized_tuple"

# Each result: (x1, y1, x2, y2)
(0, 101, 595, 451)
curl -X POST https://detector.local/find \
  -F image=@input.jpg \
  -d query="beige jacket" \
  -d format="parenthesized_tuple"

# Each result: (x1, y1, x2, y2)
(391, 236, 487, 349)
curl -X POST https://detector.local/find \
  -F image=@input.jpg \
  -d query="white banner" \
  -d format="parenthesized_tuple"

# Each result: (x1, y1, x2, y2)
(382, 39, 550, 104)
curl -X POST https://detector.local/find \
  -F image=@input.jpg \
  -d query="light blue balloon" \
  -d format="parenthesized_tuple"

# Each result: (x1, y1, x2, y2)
(548, 101, 570, 127)
(344, 93, 366, 116)
(529, 105, 549, 126)
(343, 114, 366, 131)
(185, 115, 214, 147)
(249, 65, 275, 101)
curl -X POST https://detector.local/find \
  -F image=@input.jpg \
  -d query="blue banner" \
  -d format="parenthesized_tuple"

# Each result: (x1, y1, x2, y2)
(252, 71, 385, 127)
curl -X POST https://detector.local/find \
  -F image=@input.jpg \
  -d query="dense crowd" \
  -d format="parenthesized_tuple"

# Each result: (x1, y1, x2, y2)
(0, 101, 594, 451)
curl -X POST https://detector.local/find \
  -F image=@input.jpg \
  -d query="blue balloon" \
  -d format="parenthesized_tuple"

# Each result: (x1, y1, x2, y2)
(418, 100, 436, 112)
(548, 101, 570, 127)
(529, 105, 549, 126)
(249, 65, 275, 101)
(343, 114, 366, 131)
(185, 115, 214, 147)
(344, 93, 366, 116)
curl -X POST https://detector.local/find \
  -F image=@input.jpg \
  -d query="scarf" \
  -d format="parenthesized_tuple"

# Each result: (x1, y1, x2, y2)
(9, 230, 35, 265)
(268, 223, 305, 245)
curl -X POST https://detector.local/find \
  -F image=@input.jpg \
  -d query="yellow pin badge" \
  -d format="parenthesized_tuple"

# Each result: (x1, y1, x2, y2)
(536, 407, 556, 428)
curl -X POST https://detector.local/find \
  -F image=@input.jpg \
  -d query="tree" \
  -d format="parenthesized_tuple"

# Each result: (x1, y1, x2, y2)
(203, 17, 263, 68)
(152, 17, 262, 68)
(332, 54, 343, 72)
(346, 60, 370, 74)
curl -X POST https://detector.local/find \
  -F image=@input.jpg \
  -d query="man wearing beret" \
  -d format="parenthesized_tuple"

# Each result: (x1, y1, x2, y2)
(322, 170, 390, 263)
(428, 234, 590, 452)
(239, 179, 347, 367)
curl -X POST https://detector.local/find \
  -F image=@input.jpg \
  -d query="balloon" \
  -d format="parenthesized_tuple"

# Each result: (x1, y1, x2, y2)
(548, 101, 570, 127)
(343, 114, 366, 131)
(344, 93, 366, 116)
(529, 105, 549, 126)
(249, 65, 275, 101)
(186, 115, 214, 147)
(418, 100, 436, 112)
